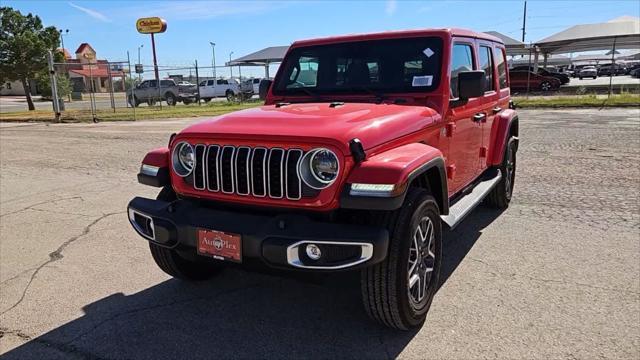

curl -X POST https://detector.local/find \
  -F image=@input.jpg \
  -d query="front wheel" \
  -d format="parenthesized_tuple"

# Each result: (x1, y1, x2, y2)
(361, 188, 442, 330)
(149, 187, 222, 281)
(165, 93, 176, 106)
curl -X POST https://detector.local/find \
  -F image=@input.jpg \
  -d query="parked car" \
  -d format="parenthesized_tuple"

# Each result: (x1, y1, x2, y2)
(509, 70, 561, 91)
(128, 28, 519, 330)
(598, 64, 627, 76)
(578, 66, 598, 79)
(128, 79, 197, 106)
(630, 68, 640, 78)
(511, 65, 570, 84)
(244, 78, 263, 93)
(199, 78, 253, 102)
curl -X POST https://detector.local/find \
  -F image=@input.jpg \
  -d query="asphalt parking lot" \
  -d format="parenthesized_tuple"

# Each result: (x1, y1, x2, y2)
(1, 108, 639, 359)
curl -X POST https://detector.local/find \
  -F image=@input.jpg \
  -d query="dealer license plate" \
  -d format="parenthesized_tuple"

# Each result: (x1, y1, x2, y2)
(197, 228, 242, 263)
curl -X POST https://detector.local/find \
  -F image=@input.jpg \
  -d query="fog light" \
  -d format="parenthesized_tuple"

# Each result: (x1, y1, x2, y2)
(306, 244, 322, 260)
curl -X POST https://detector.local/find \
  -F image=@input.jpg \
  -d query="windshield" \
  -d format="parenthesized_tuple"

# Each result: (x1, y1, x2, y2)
(273, 37, 443, 97)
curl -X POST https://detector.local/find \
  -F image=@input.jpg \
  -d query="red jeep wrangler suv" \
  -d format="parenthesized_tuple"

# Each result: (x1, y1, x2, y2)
(128, 28, 519, 330)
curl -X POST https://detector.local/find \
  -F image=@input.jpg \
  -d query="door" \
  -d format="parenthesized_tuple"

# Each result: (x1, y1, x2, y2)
(445, 41, 484, 195)
(476, 43, 500, 174)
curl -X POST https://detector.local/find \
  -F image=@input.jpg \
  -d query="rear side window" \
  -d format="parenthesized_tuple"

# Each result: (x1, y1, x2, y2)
(160, 80, 174, 87)
(495, 47, 508, 88)
(479, 45, 494, 92)
(450, 43, 474, 98)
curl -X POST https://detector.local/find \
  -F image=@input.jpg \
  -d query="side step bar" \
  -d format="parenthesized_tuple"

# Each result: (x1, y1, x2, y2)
(441, 170, 502, 229)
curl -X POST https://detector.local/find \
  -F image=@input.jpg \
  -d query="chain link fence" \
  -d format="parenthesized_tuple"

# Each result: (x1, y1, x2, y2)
(46, 52, 265, 122)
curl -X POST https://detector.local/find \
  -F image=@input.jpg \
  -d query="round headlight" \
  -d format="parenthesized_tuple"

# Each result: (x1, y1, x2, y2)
(299, 148, 339, 189)
(172, 142, 194, 177)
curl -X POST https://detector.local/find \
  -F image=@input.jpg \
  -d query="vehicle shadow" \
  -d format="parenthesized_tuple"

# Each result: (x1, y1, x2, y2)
(3, 208, 502, 360)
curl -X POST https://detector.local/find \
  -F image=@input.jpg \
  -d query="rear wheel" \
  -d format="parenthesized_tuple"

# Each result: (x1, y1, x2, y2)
(148, 187, 222, 281)
(226, 90, 235, 102)
(128, 96, 140, 107)
(203, 97, 211, 103)
(540, 81, 552, 91)
(486, 137, 517, 209)
(361, 188, 442, 330)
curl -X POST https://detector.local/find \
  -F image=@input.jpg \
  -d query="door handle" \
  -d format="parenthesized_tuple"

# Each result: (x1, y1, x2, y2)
(473, 113, 486, 122)
(492, 107, 503, 114)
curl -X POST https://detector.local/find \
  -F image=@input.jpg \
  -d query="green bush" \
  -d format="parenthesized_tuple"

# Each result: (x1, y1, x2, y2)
(36, 72, 71, 99)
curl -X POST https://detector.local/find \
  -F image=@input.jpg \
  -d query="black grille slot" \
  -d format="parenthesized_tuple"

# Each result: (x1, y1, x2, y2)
(268, 149, 284, 198)
(193, 144, 206, 190)
(189, 145, 314, 201)
(286, 150, 303, 200)
(220, 146, 235, 193)
(235, 147, 251, 195)
(206, 145, 220, 191)
(251, 148, 267, 197)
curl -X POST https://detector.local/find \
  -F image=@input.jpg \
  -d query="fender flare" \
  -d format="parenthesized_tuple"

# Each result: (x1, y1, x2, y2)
(138, 147, 170, 187)
(489, 110, 519, 166)
(340, 143, 449, 214)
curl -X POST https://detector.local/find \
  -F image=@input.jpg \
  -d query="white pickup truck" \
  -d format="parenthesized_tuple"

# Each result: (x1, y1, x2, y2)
(198, 78, 253, 102)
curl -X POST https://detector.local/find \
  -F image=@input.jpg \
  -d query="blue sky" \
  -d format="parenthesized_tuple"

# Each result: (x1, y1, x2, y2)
(5, 0, 640, 77)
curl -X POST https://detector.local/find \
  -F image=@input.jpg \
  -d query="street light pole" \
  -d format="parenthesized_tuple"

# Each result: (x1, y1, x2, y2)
(59, 29, 70, 101)
(229, 51, 234, 78)
(137, 44, 144, 81)
(210, 42, 216, 78)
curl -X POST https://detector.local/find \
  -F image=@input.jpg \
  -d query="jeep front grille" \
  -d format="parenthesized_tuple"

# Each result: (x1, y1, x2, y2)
(191, 144, 306, 200)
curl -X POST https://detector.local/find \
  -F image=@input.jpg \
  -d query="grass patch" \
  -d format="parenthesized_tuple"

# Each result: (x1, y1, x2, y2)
(0, 100, 262, 122)
(514, 94, 640, 108)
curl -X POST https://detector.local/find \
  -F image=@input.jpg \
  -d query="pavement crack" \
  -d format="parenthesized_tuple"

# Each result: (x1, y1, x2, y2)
(0, 196, 85, 218)
(0, 211, 124, 316)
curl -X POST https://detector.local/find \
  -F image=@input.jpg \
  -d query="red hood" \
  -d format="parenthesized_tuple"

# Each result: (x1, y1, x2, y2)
(178, 102, 440, 154)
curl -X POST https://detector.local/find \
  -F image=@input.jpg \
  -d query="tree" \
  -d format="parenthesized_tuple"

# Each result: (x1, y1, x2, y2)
(35, 70, 71, 99)
(0, 7, 61, 110)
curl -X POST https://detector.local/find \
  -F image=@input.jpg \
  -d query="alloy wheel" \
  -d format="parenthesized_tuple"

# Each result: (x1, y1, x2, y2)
(408, 216, 436, 308)
(505, 142, 516, 198)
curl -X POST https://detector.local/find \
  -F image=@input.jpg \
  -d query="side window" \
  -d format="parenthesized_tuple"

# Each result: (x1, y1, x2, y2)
(495, 47, 508, 89)
(207, 80, 214, 86)
(147, 80, 157, 88)
(450, 43, 474, 98)
(479, 45, 494, 92)
(217, 79, 228, 85)
(160, 80, 173, 87)
(287, 56, 318, 88)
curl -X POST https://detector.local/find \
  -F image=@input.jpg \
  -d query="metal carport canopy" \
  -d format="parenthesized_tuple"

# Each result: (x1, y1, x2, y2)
(483, 31, 530, 55)
(535, 16, 640, 54)
(227, 46, 289, 78)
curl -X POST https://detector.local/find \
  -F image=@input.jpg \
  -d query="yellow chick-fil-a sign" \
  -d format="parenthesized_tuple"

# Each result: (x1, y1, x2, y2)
(136, 17, 167, 34)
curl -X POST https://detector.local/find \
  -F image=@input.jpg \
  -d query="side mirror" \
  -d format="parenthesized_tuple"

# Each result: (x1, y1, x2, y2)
(457, 70, 485, 100)
(259, 79, 272, 100)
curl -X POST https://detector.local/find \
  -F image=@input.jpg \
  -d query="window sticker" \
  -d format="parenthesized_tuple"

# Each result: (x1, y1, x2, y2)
(423, 48, 435, 58)
(412, 75, 433, 87)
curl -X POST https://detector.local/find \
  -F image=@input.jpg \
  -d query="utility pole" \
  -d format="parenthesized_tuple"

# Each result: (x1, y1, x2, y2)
(521, 0, 527, 42)
(229, 52, 234, 78)
(59, 29, 70, 101)
(210, 42, 216, 78)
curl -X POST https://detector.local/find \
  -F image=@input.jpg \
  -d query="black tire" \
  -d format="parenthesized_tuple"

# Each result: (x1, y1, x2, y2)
(203, 97, 211, 103)
(579, 77, 583, 80)
(593, 76, 596, 79)
(540, 81, 552, 91)
(226, 90, 235, 102)
(128, 96, 140, 107)
(148, 187, 222, 281)
(361, 188, 442, 330)
(486, 137, 517, 209)
(165, 93, 177, 106)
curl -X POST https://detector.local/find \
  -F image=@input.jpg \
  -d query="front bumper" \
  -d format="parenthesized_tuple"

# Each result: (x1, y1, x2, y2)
(127, 197, 389, 271)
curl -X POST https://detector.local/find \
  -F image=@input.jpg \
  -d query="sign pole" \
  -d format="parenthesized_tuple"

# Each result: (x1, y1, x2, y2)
(151, 33, 161, 108)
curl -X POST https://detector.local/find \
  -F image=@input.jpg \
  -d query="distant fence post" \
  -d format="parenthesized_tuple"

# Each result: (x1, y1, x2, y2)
(195, 60, 201, 106)
(127, 51, 136, 121)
